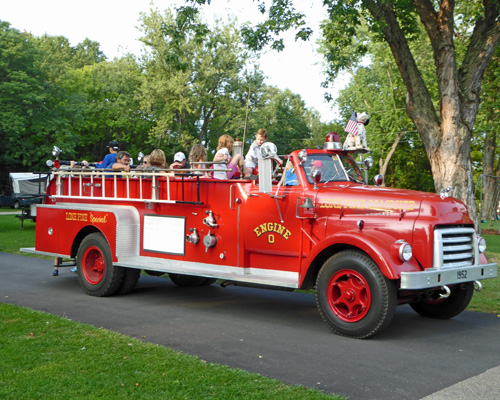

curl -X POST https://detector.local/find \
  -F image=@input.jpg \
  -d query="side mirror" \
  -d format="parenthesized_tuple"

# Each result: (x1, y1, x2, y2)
(364, 156, 373, 169)
(298, 149, 307, 165)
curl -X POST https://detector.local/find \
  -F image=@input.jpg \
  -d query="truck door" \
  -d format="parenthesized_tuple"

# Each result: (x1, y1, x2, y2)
(240, 180, 306, 287)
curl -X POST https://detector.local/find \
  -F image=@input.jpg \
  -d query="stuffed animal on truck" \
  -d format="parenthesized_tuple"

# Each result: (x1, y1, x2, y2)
(343, 112, 370, 152)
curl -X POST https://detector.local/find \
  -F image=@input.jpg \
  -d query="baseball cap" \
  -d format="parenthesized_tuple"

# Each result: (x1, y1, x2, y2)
(107, 140, 120, 150)
(174, 152, 186, 162)
(311, 160, 325, 169)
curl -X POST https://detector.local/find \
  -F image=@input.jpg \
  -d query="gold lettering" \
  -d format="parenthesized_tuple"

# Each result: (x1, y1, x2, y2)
(89, 213, 108, 224)
(253, 222, 291, 241)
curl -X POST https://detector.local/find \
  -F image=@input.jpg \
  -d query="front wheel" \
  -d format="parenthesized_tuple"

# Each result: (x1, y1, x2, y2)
(409, 282, 474, 319)
(76, 233, 124, 297)
(316, 250, 397, 339)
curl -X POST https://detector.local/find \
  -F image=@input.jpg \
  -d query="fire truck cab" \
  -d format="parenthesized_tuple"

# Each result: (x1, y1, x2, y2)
(23, 134, 498, 338)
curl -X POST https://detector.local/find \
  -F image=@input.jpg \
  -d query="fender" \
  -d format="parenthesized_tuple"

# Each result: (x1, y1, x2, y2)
(34, 204, 140, 262)
(302, 229, 421, 281)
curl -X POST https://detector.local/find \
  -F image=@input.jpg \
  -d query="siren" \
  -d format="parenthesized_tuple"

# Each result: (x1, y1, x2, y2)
(323, 132, 342, 150)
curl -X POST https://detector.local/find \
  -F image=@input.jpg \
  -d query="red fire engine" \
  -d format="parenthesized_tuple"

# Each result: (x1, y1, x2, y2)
(23, 133, 498, 338)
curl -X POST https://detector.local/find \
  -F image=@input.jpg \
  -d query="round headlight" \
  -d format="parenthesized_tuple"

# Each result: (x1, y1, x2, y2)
(260, 142, 278, 159)
(399, 242, 412, 262)
(478, 236, 486, 254)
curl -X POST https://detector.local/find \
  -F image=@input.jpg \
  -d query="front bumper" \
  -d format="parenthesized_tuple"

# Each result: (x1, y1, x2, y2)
(400, 262, 497, 290)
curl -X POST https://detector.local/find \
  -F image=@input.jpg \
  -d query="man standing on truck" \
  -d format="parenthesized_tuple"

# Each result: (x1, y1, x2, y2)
(77, 141, 120, 169)
(97, 141, 120, 169)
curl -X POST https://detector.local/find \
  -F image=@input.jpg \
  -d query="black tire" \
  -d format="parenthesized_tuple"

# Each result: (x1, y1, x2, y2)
(409, 282, 474, 319)
(13, 201, 20, 209)
(76, 233, 124, 297)
(116, 268, 141, 295)
(315, 250, 397, 339)
(169, 273, 209, 287)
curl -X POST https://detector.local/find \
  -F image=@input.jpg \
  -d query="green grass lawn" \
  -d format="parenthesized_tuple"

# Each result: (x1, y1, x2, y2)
(0, 303, 335, 400)
(0, 214, 37, 254)
(0, 214, 340, 399)
(1, 214, 499, 399)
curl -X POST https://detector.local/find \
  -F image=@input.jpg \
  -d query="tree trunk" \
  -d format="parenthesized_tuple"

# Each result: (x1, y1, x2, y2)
(364, 0, 500, 226)
(481, 125, 500, 221)
(425, 123, 477, 223)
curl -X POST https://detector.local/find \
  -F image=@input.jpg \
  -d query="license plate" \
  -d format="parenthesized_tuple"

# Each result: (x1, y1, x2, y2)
(457, 270, 468, 280)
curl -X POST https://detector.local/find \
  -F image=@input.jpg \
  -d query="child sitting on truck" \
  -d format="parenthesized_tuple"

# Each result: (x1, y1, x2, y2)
(212, 135, 244, 180)
(243, 129, 266, 179)
(244, 129, 283, 179)
(189, 144, 210, 177)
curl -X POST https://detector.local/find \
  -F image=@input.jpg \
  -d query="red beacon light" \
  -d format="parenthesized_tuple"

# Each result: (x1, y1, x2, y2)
(324, 132, 342, 151)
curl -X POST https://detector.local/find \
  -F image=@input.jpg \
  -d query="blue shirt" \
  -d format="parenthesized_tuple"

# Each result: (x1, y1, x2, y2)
(285, 169, 299, 186)
(97, 153, 117, 169)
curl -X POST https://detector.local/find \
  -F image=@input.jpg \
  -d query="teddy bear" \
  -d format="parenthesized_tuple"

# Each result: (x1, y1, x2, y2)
(343, 112, 370, 152)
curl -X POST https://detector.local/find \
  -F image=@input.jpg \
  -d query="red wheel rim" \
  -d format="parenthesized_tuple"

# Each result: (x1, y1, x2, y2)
(327, 269, 371, 322)
(82, 246, 105, 285)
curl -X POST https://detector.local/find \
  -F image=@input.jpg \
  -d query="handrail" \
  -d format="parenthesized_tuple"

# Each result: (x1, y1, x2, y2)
(50, 169, 216, 205)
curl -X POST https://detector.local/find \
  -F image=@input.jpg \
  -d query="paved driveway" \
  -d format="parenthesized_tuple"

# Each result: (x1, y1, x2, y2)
(1, 252, 499, 399)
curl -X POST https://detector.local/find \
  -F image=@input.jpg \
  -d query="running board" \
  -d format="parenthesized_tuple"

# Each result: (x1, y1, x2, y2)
(117, 255, 299, 289)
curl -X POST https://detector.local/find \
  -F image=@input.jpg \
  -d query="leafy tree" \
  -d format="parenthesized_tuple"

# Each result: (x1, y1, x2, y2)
(330, 24, 433, 190)
(69, 56, 152, 163)
(198, 0, 500, 223)
(472, 46, 500, 221)
(0, 21, 76, 180)
(252, 86, 312, 155)
(138, 8, 265, 160)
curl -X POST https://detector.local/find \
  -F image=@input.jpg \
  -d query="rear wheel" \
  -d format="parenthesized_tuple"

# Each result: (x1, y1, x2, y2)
(117, 268, 141, 295)
(76, 233, 123, 297)
(316, 250, 397, 339)
(409, 282, 474, 319)
(13, 201, 20, 209)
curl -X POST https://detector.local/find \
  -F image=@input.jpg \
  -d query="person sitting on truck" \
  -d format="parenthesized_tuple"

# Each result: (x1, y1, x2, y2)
(212, 134, 244, 180)
(111, 151, 131, 172)
(145, 149, 174, 177)
(140, 155, 150, 169)
(306, 159, 325, 183)
(284, 160, 299, 186)
(189, 144, 210, 177)
(170, 152, 190, 172)
(243, 129, 282, 179)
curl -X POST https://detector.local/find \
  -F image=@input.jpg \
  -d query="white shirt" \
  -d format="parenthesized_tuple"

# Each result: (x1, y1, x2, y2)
(213, 148, 231, 179)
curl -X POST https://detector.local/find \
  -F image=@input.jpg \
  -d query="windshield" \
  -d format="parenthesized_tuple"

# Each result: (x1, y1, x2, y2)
(303, 154, 365, 184)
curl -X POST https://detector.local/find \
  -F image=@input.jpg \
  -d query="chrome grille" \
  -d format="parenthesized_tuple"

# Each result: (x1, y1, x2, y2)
(433, 227, 476, 269)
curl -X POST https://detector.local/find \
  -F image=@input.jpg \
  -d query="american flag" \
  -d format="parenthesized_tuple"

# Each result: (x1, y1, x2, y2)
(344, 111, 358, 136)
